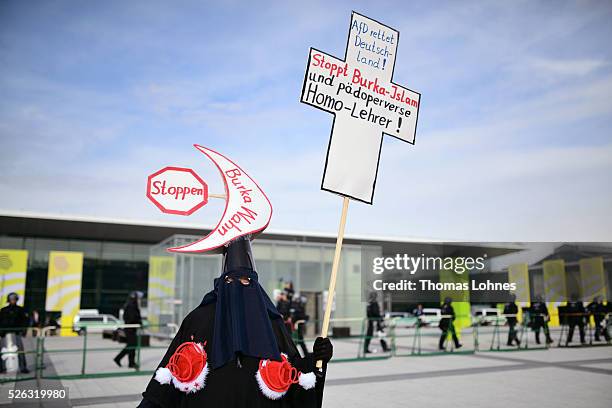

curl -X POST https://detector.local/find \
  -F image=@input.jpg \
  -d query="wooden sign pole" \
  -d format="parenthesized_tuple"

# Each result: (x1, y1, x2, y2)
(316, 196, 350, 369)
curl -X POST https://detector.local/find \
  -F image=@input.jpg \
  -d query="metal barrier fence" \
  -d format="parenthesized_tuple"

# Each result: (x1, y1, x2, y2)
(0, 324, 174, 383)
(0, 314, 610, 383)
(556, 312, 612, 348)
(392, 314, 477, 357)
(479, 313, 551, 352)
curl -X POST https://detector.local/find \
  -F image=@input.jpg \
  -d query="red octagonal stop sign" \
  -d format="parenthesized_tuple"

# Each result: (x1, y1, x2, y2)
(146, 166, 209, 216)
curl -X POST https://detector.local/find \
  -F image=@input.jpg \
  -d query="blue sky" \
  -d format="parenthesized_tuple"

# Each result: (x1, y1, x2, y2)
(1, 0, 611, 240)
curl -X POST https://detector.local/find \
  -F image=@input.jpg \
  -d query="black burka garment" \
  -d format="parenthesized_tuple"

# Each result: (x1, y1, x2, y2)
(141, 303, 319, 408)
(141, 237, 321, 408)
(201, 267, 282, 369)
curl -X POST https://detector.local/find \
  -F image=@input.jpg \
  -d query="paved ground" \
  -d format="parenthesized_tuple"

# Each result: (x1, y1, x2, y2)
(1, 329, 610, 407)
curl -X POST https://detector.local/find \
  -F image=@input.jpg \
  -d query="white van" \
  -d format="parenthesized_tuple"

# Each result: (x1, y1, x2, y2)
(73, 310, 122, 335)
(419, 308, 442, 326)
(473, 308, 504, 326)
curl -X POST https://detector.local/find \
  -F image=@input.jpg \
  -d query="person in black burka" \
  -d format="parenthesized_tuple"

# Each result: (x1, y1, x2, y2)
(0, 293, 29, 373)
(587, 296, 610, 342)
(363, 292, 390, 354)
(439, 297, 462, 350)
(565, 294, 586, 345)
(503, 293, 521, 347)
(139, 236, 333, 408)
(114, 291, 143, 369)
(530, 295, 553, 344)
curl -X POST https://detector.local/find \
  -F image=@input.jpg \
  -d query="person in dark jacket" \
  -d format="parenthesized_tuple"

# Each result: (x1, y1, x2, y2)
(587, 296, 610, 341)
(503, 294, 521, 347)
(276, 291, 293, 334)
(530, 295, 553, 344)
(364, 292, 390, 354)
(0, 292, 29, 373)
(565, 294, 586, 345)
(114, 291, 143, 369)
(439, 297, 462, 350)
(138, 236, 333, 408)
(283, 281, 295, 300)
(291, 295, 309, 357)
(413, 304, 424, 327)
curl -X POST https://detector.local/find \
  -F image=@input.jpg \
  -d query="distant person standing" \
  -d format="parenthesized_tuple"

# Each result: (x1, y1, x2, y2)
(0, 293, 29, 373)
(503, 294, 521, 347)
(530, 295, 553, 345)
(364, 292, 390, 354)
(439, 297, 462, 350)
(587, 296, 610, 342)
(114, 291, 143, 369)
(291, 294, 309, 357)
(276, 291, 293, 333)
(565, 294, 586, 345)
(283, 281, 295, 300)
(413, 304, 424, 327)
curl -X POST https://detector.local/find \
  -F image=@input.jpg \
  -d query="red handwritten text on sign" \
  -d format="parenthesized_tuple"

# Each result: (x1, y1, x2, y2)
(147, 166, 209, 216)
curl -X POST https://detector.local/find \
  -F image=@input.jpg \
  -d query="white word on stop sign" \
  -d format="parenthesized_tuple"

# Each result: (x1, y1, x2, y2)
(301, 12, 420, 204)
(146, 166, 209, 216)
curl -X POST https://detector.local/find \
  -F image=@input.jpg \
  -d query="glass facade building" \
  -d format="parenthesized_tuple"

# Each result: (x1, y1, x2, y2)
(0, 235, 150, 314)
(5, 213, 608, 337)
(149, 235, 379, 334)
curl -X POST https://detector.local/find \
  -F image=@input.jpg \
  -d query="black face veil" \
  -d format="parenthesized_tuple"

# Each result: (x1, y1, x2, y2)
(200, 236, 282, 369)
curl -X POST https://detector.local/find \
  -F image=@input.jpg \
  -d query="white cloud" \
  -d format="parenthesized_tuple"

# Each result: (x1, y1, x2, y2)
(529, 58, 608, 77)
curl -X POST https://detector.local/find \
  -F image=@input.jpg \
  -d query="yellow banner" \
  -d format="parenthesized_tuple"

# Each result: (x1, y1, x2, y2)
(579, 257, 606, 302)
(439, 268, 471, 337)
(543, 259, 566, 327)
(46, 251, 83, 336)
(0, 249, 28, 307)
(147, 256, 176, 331)
(508, 263, 530, 321)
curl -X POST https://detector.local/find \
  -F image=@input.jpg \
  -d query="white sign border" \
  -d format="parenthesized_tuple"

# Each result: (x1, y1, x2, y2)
(300, 10, 422, 204)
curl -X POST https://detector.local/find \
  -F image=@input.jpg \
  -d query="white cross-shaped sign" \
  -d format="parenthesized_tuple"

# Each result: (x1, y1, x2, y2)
(301, 12, 420, 204)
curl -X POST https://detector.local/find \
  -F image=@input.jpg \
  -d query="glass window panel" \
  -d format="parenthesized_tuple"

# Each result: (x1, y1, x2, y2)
(274, 244, 297, 289)
(276, 261, 297, 289)
(323, 262, 332, 287)
(322, 248, 335, 263)
(24, 238, 36, 254)
(274, 244, 298, 262)
(68, 240, 102, 259)
(253, 243, 273, 259)
(0, 236, 24, 249)
(33, 238, 70, 263)
(132, 244, 150, 262)
(299, 261, 322, 291)
(174, 256, 185, 319)
(299, 246, 321, 262)
(189, 255, 221, 311)
(101, 242, 133, 261)
(24, 264, 48, 312)
(79, 316, 104, 322)
(256, 260, 276, 293)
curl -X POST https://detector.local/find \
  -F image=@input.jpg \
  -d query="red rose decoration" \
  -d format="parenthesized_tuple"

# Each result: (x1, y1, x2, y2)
(256, 354, 300, 400)
(154, 340, 209, 394)
(167, 342, 207, 383)
(259, 356, 298, 392)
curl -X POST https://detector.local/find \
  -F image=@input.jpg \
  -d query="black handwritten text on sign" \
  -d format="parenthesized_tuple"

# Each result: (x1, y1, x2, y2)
(300, 12, 420, 204)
